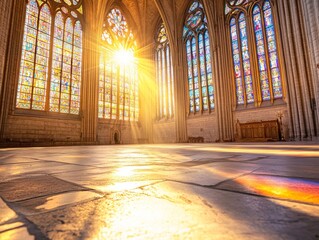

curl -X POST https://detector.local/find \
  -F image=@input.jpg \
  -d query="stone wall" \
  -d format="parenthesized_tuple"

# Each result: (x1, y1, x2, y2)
(3, 116, 143, 146)
(3, 115, 81, 144)
(187, 114, 219, 142)
(234, 104, 289, 140)
(153, 121, 176, 143)
(98, 122, 141, 145)
(0, 0, 13, 95)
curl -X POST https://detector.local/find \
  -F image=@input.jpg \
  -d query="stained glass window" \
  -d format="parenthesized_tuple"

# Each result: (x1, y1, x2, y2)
(263, 1, 282, 99)
(230, 13, 254, 105)
(17, 1, 51, 110)
(230, 17, 244, 105)
(99, 8, 139, 122)
(226, 0, 283, 105)
(155, 23, 174, 119)
(184, 1, 214, 113)
(253, 5, 270, 101)
(17, 0, 83, 114)
(239, 13, 254, 103)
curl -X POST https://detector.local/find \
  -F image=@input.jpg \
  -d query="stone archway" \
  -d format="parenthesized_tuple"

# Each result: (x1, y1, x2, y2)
(112, 130, 121, 144)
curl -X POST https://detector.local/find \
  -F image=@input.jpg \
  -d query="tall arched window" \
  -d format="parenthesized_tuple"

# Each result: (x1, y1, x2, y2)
(17, 0, 83, 114)
(99, 8, 139, 122)
(183, 1, 214, 114)
(155, 23, 174, 119)
(226, 0, 283, 106)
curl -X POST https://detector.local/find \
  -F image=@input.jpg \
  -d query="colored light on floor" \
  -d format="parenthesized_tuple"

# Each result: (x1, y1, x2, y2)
(238, 175, 319, 205)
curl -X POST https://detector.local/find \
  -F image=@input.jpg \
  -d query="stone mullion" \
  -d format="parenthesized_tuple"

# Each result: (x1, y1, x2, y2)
(45, 11, 56, 112)
(247, 9, 262, 107)
(155, 50, 159, 120)
(116, 65, 120, 121)
(58, 19, 66, 112)
(164, 45, 168, 119)
(195, 34, 204, 114)
(69, 21, 76, 114)
(167, 45, 173, 118)
(30, 2, 41, 110)
(108, 60, 113, 120)
(158, 50, 161, 119)
(102, 55, 106, 119)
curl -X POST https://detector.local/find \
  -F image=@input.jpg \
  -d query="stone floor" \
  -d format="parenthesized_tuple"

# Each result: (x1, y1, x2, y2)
(0, 143, 319, 240)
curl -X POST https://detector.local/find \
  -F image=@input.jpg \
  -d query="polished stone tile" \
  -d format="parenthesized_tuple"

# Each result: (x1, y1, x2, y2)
(0, 198, 18, 224)
(0, 226, 35, 240)
(0, 143, 319, 239)
(13, 191, 103, 215)
(0, 175, 86, 202)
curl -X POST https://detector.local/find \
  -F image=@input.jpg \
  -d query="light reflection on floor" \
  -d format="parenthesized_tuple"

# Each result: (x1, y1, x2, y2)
(236, 175, 319, 205)
(1, 143, 319, 239)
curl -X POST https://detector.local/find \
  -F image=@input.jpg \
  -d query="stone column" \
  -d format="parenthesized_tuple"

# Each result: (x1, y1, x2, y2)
(138, 45, 156, 143)
(173, 5, 188, 143)
(203, 0, 234, 141)
(0, 0, 24, 140)
(300, 0, 319, 140)
(80, 0, 107, 143)
(277, 0, 318, 140)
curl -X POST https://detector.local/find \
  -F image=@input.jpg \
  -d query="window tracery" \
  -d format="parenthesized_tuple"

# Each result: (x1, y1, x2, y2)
(183, 1, 214, 114)
(17, 0, 83, 114)
(226, 0, 283, 105)
(155, 23, 174, 119)
(99, 8, 139, 122)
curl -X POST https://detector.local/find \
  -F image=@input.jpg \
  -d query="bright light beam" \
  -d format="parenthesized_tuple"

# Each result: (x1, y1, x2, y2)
(113, 49, 135, 66)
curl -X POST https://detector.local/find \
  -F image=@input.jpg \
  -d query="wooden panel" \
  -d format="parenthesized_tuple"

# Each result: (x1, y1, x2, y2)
(237, 120, 280, 141)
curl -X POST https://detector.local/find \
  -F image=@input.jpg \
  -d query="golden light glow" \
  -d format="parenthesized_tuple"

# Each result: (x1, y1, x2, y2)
(113, 48, 135, 66)
(114, 167, 136, 177)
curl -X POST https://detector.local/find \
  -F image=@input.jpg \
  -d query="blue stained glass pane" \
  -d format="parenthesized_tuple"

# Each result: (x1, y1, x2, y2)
(230, 17, 244, 105)
(253, 5, 270, 101)
(184, 2, 214, 112)
(239, 13, 254, 104)
(204, 31, 214, 109)
(263, 0, 282, 99)
(191, 37, 200, 112)
(189, 2, 199, 12)
(198, 33, 208, 110)
(187, 39, 195, 113)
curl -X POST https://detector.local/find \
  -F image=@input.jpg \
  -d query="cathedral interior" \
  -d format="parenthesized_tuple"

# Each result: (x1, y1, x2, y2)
(0, 0, 318, 145)
(0, 0, 319, 239)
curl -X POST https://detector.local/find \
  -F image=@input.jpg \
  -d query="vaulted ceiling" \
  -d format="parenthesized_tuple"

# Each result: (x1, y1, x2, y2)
(83, 0, 195, 45)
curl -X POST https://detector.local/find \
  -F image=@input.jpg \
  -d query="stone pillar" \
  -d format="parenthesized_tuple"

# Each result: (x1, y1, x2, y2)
(203, 0, 234, 141)
(277, 0, 318, 140)
(80, 1, 107, 143)
(300, 0, 319, 140)
(138, 45, 156, 143)
(0, 0, 24, 140)
(174, 62, 188, 143)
